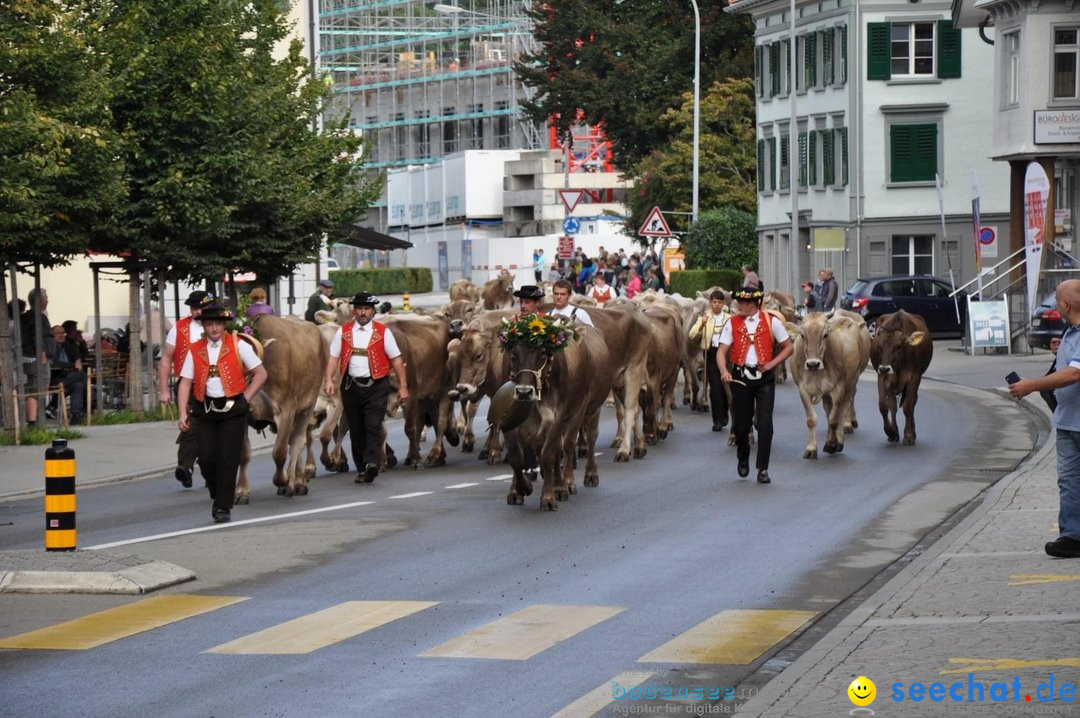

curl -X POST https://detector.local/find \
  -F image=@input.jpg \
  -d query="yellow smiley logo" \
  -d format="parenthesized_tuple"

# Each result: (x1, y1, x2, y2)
(848, 676, 876, 707)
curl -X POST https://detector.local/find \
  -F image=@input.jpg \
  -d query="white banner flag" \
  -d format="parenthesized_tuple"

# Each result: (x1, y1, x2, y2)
(1023, 162, 1050, 312)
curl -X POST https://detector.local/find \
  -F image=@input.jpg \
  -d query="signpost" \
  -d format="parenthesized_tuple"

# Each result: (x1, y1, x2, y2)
(557, 236, 574, 260)
(559, 189, 585, 213)
(562, 216, 581, 235)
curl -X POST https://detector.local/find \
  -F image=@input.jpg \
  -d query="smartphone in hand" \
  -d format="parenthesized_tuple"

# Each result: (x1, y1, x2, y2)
(1006, 371, 1021, 385)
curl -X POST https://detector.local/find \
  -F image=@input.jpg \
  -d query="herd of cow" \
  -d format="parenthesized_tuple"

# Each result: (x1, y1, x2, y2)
(229, 276, 935, 510)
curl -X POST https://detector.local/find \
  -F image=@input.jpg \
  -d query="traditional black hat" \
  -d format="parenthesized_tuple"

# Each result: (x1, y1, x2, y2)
(185, 290, 214, 308)
(199, 304, 235, 322)
(351, 292, 380, 307)
(733, 286, 765, 303)
(513, 285, 545, 300)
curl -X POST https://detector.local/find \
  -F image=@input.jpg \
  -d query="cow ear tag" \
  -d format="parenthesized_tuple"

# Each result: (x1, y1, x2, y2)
(906, 333, 925, 346)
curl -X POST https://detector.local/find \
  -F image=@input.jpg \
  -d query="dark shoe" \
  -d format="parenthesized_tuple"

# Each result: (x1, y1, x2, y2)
(756, 470, 771, 484)
(212, 509, 231, 523)
(175, 466, 193, 488)
(712, 423, 724, 432)
(1045, 536, 1080, 558)
(363, 463, 379, 483)
(44, 408, 57, 420)
(737, 459, 750, 478)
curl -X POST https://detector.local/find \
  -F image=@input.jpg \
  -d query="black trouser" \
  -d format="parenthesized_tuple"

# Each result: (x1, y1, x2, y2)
(705, 347, 728, 427)
(342, 375, 390, 470)
(193, 395, 249, 513)
(50, 370, 87, 418)
(174, 386, 199, 473)
(730, 366, 776, 471)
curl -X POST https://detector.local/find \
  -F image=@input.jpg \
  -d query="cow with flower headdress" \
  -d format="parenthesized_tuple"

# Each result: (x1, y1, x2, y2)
(494, 313, 612, 510)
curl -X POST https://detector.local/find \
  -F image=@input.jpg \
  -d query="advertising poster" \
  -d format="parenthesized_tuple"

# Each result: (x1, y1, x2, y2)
(437, 241, 449, 290)
(460, 239, 472, 281)
(968, 297, 1010, 351)
(1023, 162, 1050, 312)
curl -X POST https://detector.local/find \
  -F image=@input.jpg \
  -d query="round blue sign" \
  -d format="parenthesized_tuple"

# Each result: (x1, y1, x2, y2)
(563, 217, 581, 235)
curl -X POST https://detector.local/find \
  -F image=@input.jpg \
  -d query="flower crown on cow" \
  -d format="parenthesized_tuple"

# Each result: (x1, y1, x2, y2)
(497, 313, 579, 353)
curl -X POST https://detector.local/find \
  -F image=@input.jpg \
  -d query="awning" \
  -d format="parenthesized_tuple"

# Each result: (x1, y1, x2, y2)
(332, 224, 412, 251)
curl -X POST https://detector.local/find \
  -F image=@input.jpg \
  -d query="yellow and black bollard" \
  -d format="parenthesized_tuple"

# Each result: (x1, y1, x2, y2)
(402, 292, 411, 312)
(45, 438, 76, 551)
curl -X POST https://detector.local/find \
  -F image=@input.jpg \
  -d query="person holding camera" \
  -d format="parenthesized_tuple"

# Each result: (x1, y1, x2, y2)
(1009, 279, 1080, 558)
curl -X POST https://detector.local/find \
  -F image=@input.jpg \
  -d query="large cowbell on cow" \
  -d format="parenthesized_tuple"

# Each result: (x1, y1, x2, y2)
(488, 380, 533, 432)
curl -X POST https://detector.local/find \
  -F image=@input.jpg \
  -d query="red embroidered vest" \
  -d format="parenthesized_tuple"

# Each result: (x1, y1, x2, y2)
(728, 312, 774, 367)
(191, 333, 248, 401)
(590, 285, 614, 303)
(338, 320, 391, 379)
(172, 316, 197, 377)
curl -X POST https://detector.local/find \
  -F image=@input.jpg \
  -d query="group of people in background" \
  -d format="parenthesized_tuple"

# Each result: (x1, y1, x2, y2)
(799, 268, 839, 314)
(538, 246, 666, 304)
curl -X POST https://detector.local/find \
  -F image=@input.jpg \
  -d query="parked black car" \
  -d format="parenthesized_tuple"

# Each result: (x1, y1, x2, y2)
(1028, 293, 1066, 350)
(840, 275, 966, 337)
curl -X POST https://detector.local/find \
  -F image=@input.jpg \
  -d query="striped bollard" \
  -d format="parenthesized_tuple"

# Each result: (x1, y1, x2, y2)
(45, 438, 76, 551)
(402, 292, 411, 312)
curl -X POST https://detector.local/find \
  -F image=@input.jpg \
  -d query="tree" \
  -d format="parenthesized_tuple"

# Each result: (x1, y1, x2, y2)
(0, 0, 124, 428)
(681, 206, 757, 271)
(627, 77, 758, 235)
(517, 0, 753, 168)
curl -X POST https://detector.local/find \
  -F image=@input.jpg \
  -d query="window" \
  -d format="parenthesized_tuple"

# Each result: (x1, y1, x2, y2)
(414, 110, 431, 158)
(442, 106, 457, 153)
(889, 122, 939, 184)
(757, 136, 776, 193)
(495, 100, 511, 148)
(838, 25, 848, 85)
(876, 278, 918, 297)
(822, 29, 834, 86)
(780, 130, 790, 190)
(770, 42, 781, 97)
(868, 20, 961, 81)
(798, 129, 807, 188)
(890, 236, 934, 275)
(1054, 27, 1079, 100)
(468, 103, 484, 149)
(919, 278, 951, 299)
(1003, 30, 1020, 107)
(394, 113, 406, 161)
(838, 127, 849, 187)
(807, 128, 820, 187)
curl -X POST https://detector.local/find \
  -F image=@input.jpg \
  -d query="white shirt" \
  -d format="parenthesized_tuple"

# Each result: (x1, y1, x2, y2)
(718, 312, 790, 366)
(179, 337, 262, 398)
(709, 312, 728, 348)
(549, 304, 594, 327)
(165, 317, 203, 347)
(329, 321, 402, 378)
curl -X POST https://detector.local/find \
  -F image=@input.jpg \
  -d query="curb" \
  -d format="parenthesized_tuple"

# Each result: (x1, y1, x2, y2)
(0, 559, 195, 595)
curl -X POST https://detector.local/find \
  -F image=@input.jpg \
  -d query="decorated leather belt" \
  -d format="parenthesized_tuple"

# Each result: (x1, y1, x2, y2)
(732, 365, 767, 382)
(204, 394, 241, 413)
(351, 347, 369, 357)
(345, 374, 381, 389)
(207, 365, 221, 378)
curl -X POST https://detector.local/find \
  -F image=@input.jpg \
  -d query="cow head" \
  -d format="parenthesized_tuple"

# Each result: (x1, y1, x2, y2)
(434, 300, 480, 338)
(508, 343, 550, 403)
(794, 312, 854, 371)
(874, 315, 926, 375)
(449, 326, 494, 401)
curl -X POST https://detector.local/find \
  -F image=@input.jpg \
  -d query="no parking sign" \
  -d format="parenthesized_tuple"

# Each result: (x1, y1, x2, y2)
(978, 225, 998, 259)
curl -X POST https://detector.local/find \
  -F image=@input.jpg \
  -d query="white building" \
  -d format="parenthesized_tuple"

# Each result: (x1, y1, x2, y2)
(728, 0, 1011, 296)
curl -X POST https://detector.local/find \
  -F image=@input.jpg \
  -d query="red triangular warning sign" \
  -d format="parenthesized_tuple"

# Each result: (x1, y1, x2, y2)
(559, 189, 585, 213)
(638, 206, 672, 237)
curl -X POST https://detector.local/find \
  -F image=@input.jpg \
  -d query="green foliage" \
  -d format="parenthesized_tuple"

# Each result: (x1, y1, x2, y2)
(628, 78, 758, 235)
(668, 269, 744, 298)
(517, 0, 753, 168)
(0, 426, 83, 446)
(329, 268, 434, 296)
(681, 206, 758, 271)
(88, 407, 175, 426)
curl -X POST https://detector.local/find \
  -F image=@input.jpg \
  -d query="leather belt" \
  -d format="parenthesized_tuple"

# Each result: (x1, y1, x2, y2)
(204, 394, 241, 413)
(345, 375, 381, 389)
(351, 347, 369, 357)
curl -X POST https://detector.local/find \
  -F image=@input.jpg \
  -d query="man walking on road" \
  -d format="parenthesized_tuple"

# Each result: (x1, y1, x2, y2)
(159, 290, 213, 488)
(1009, 279, 1080, 558)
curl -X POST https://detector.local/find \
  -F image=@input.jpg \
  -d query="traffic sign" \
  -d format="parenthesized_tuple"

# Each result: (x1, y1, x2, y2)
(557, 236, 574, 260)
(562, 217, 581, 235)
(559, 189, 585, 213)
(639, 206, 672, 237)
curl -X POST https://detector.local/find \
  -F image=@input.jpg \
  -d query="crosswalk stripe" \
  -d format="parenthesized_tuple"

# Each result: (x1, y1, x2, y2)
(637, 609, 816, 665)
(486, 474, 513, 482)
(206, 600, 438, 655)
(445, 483, 478, 489)
(422, 604, 625, 661)
(552, 670, 657, 718)
(389, 492, 432, 499)
(0, 594, 247, 650)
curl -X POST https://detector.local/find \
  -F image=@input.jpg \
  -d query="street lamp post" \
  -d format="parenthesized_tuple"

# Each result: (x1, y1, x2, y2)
(690, 0, 700, 225)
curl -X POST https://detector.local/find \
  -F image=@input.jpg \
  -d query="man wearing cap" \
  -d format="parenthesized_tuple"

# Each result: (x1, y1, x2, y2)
(159, 290, 213, 487)
(549, 279, 594, 327)
(306, 279, 334, 323)
(323, 292, 409, 484)
(177, 305, 267, 523)
(716, 287, 794, 484)
(512, 284, 545, 315)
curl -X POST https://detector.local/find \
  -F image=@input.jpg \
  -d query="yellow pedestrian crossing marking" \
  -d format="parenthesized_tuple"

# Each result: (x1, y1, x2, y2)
(422, 604, 625, 660)
(1008, 573, 1080, 586)
(206, 600, 438, 655)
(943, 657, 1080, 674)
(637, 609, 816, 665)
(552, 671, 657, 718)
(0, 594, 246, 650)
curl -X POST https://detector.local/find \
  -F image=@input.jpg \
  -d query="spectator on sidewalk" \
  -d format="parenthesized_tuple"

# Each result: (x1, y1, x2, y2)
(624, 271, 643, 299)
(245, 287, 275, 318)
(741, 264, 762, 291)
(305, 279, 334, 323)
(1009, 278, 1080, 558)
(588, 272, 616, 305)
(818, 268, 839, 311)
(48, 325, 86, 423)
(533, 249, 545, 283)
(19, 288, 54, 427)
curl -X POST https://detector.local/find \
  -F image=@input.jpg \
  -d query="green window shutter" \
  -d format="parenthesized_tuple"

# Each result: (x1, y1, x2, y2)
(806, 33, 817, 88)
(769, 137, 777, 191)
(808, 130, 817, 186)
(840, 127, 849, 186)
(937, 20, 962, 79)
(756, 46, 763, 97)
(780, 133, 790, 190)
(770, 43, 781, 97)
(823, 30, 834, 86)
(784, 39, 792, 94)
(798, 131, 807, 188)
(760, 137, 768, 190)
(823, 130, 835, 185)
(890, 124, 937, 182)
(913, 124, 938, 180)
(867, 22, 891, 81)
(840, 26, 848, 84)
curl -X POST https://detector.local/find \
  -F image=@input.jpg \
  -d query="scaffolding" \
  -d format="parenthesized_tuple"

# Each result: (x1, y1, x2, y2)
(319, 0, 544, 170)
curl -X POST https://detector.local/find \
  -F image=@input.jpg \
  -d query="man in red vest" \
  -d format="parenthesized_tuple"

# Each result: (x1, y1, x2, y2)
(176, 305, 267, 523)
(158, 290, 213, 488)
(323, 292, 410, 484)
(716, 286, 794, 484)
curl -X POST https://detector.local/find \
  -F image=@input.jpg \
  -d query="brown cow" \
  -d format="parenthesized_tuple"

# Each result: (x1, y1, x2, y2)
(501, 326, 613, 509)
(481, 270, 515, 310)
(639, 303, 685, 443)
(587, 306, 651, 461)
(870, 310, 933, 445)
(433, 299, 481, 338)
(450, 278, 481, 304)
(239, 316, 328, 501)
(789, 311, 871, 458)
(446, 310, 515, 457)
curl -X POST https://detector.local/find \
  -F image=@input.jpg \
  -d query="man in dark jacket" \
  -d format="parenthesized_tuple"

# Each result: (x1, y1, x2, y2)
(48, 325, 87, 423)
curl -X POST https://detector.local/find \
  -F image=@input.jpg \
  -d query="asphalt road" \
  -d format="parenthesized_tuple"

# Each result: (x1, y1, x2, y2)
(0, 374, 1038, 717)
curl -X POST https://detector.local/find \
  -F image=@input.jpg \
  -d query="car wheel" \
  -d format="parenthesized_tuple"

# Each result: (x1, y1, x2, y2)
(866, 316, 879, 337)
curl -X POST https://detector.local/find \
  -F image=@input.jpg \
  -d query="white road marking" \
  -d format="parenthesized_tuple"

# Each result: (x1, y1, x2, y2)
(486, 474, 513, 482)
(85, 501, 377, 550)
(444, 483, 479, 489)
(389, 492, 433, 499)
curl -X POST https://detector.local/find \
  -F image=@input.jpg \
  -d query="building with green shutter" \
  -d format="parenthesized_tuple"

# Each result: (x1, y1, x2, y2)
(727, 0, 1010, 299)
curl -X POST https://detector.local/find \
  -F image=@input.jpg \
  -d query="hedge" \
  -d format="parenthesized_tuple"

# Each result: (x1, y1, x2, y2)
(328, 268, 433, 296)
(667, 269, 744, 297)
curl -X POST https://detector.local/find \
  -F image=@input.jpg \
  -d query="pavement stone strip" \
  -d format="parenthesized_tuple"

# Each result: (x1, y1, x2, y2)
(0, 549, 193, 594)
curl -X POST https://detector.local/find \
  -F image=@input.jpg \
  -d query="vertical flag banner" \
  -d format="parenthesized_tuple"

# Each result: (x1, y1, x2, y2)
(1023, 162, 1051, 312)
(971, 171, 984, 301)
